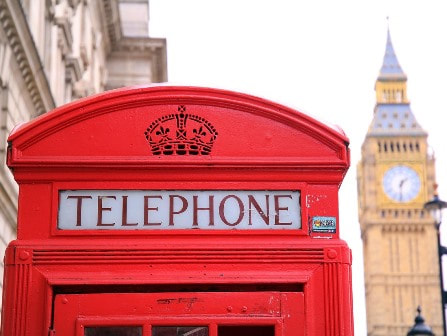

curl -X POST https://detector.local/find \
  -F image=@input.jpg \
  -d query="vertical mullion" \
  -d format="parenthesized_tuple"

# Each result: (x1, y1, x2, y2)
(209, 323, 218, 336)
(275, 320, 283, 336)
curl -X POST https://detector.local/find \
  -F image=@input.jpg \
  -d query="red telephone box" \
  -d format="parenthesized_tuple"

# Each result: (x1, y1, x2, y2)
(1, 86, 352, 336)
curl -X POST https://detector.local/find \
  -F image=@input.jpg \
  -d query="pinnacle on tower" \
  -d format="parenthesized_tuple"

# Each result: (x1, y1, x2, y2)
(378, 29, 407, 81)
(369, 26, 425, 136)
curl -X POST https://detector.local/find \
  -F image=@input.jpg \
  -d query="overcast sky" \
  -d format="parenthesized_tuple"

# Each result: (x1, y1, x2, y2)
(149, 1, 447, 333)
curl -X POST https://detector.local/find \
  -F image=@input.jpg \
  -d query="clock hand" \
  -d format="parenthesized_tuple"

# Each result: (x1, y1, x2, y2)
(399, 178, 408, 188)
(399, 178, 408, 201)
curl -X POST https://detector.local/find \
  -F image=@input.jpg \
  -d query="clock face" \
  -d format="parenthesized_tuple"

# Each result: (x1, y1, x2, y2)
(382, 165, 421, 202)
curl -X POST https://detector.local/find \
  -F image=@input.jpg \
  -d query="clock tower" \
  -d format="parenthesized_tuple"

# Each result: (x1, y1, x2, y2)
(357, 30, 442, 335)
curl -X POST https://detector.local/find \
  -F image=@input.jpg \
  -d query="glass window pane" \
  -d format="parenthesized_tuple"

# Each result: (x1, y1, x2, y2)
(84, 326, 142, 336)
(218, 325, 274, 336)
(152, 326, 208, 336)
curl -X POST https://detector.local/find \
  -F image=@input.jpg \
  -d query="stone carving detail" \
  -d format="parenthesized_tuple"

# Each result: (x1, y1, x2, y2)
(145, 105, 218, 156)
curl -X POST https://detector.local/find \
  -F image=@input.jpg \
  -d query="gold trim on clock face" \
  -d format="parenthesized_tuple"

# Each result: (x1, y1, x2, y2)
(382, 165, 421, 203)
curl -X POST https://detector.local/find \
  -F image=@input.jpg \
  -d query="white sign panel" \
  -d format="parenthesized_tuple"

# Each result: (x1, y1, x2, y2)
(58, 190, 301, 230)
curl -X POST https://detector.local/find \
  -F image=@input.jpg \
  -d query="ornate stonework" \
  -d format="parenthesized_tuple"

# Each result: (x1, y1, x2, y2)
(0, 0, 167, 301)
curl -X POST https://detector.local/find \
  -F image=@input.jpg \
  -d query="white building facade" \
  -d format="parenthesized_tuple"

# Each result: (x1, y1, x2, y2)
(0, 0, 167, 297)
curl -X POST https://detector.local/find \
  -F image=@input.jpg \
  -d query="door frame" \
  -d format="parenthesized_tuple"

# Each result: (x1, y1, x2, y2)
(53, 291, 304, 336)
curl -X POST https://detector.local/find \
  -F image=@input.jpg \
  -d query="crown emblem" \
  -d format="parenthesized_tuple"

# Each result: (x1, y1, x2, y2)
(145, 105, 218, 155)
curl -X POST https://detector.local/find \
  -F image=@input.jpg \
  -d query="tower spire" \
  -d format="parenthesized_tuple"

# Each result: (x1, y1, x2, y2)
(368, 26, 425, 136)
(378, 27, 407, 80)
(374, 25, 409, 105)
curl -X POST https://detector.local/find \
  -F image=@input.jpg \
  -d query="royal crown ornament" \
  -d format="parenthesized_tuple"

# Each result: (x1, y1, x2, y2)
(145, 105, 218, 155)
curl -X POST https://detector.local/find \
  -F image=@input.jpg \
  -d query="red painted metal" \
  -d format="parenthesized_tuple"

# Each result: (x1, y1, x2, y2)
(1, 86, 352, 335)
(53, 292, 304, 336)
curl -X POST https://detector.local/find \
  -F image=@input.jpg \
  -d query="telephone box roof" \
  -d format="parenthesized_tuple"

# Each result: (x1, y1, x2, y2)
(8, 85, 350, 171)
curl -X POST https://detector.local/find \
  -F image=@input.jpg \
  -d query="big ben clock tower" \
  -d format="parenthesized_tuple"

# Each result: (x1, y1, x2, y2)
(357, 30, 442, 336)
